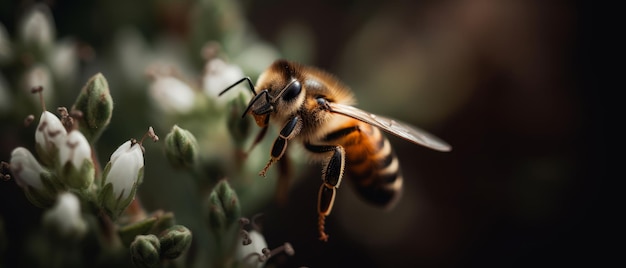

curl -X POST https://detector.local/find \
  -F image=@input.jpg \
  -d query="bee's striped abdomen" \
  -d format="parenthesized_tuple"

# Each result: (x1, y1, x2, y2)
(326, 120, 403, 208)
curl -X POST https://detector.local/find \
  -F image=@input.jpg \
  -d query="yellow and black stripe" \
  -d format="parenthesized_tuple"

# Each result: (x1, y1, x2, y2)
(322, 120, 403, 208)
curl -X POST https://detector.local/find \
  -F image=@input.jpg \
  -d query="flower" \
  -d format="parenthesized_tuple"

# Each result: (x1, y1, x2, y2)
(42, 192, 87, 241)
(24, 65, 54, 108)
(99, 140, 144, 218)
(149, 76, 196, 114)
(34, 111, 67, 166)
(106, 140, 144, 199)
(10, 147, 57, 207)
(11, 147, 47, 191)
(18, 4, 55, 49)
(202, 58, 244, 105)
(58, 130, 94, 189)
(235, 230, 268, 268)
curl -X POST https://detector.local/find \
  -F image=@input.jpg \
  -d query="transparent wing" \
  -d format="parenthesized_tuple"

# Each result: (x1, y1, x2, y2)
(328, 103, 452, 152)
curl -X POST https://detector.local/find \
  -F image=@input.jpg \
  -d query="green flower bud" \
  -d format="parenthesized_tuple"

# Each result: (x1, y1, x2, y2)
(130, 234, 161, 268)
(99, 140, 144, 219)
(72, 73, 113, 143)
(42, 192, 87, 241)
(158, 225, 192, 259)
(35, 111, 67, 167)
(206, 180, 241, 232)
(215, 180, 241, 224)
(58, 130, 94, 189)
(10, 147, 58, 207)
(207, 190, 227, 232)
(164, 125, 199, 169)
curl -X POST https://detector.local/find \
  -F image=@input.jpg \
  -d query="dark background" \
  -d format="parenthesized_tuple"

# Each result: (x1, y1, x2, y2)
(1, 0, 611, 267)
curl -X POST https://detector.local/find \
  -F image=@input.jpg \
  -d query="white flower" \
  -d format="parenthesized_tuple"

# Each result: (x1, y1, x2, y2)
(104, 140, 144, 200)
(24, 64, 54, 105)
(19, 4, 55, 48)
(35, 111, 67, 165)
(58, 130, 94, 189)
(10, 147, 46, 190)
(235, 230, 268, 268)
(49, 39, 78, 83)
(202, 58, 244, 104)
(43, 192, 87, 240)
(149, 76, 195, 113)
(59, 130, 92, 169)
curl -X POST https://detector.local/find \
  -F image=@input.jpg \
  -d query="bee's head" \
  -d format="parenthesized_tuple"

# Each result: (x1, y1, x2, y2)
(220, 60, 306, 127)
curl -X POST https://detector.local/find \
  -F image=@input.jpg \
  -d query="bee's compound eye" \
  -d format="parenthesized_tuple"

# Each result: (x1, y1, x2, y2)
(282, 80, 302, 102)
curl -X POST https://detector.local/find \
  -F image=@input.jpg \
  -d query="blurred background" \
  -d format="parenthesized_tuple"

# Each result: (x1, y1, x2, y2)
(0, 0, 608, 267)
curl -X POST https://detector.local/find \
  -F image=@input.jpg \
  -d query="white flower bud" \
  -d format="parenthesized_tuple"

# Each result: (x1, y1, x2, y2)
(10, 147, 58, 207)
(43, 192, 87, 240)
(10, 147, 46, 190)
(35, 111, 67, 166)
(58, 130, 94, 189)
(202, 58, 244, 105)
(105, 140, 144, 201)
(149, 76, 195, 113)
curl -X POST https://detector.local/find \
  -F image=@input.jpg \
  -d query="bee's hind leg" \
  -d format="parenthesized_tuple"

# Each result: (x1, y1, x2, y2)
(304, 142, 346, 242)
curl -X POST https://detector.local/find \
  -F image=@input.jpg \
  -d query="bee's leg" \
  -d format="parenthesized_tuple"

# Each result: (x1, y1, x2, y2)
(259, 116, 302, 177)
(304, 142, 346, 242)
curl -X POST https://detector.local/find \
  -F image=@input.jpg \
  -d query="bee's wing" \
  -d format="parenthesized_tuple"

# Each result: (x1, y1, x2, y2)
(328, 103, 452, 152)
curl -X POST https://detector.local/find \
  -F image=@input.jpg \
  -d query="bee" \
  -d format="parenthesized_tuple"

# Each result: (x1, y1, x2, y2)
(220, 60, 451, 241)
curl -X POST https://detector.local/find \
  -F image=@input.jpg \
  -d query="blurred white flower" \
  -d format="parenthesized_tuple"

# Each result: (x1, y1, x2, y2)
(35, 111, 67, 165)
(235, 230, 268, 268)
(232, 42, 280, 77)
(104, 140, 144, 201)
(149, 76, 196, 113)
(43, 192, 87, 240)
(49, 38, 78, 83)
(10, 147, 46, 190)
(202, 58, 245, 105)
(23, 64, 54, 105)
(19, 4, 55, 48)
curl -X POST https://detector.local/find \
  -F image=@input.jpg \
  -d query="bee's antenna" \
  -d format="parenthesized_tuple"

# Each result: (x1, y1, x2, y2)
(219, 77, 257, 96)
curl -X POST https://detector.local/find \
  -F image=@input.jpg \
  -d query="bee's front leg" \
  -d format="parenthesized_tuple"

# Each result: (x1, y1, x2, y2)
(304, 142, 346, 242)
(259, 116, 302, 177)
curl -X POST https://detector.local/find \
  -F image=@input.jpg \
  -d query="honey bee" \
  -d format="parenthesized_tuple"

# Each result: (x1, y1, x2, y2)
(220, 60, 451, 241)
